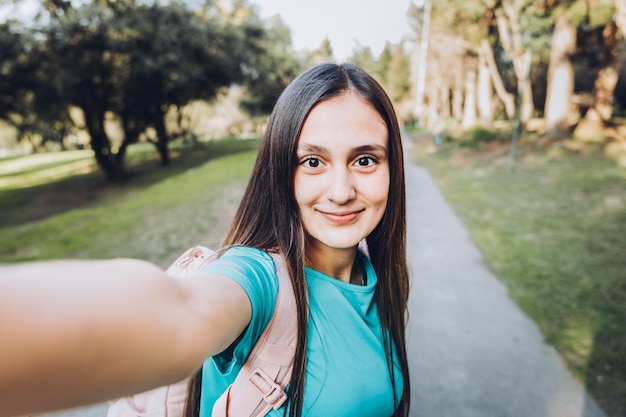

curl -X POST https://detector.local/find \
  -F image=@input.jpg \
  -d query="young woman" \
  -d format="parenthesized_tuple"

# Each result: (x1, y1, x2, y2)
(0, 63, 410, 417)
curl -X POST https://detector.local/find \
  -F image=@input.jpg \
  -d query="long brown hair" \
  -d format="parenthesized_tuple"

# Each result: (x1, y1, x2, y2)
(184, 63, 410, 417)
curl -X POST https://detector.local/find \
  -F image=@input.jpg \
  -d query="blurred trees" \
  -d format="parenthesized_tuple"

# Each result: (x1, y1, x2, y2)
(304, 37, 335, 67)
(544, 9, 577, 138)
(569, 0, 620, 137)
(0, 0, 300, 181)
(543, 0, 618, 139)
(230, 9, 300, 116)
(407, 0, 625, 147)
(348, 42, 413, 123)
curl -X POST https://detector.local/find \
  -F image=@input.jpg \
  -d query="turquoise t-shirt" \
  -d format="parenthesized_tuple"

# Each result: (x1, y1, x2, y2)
(197, 246, 403, 417)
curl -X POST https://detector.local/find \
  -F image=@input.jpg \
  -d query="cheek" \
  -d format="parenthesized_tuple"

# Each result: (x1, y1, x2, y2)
(293, 171, 315, 207)
(362, 170, 390, 207)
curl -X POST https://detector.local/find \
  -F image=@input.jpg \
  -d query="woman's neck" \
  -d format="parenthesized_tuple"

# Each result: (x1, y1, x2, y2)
(305, 244, 358, 284)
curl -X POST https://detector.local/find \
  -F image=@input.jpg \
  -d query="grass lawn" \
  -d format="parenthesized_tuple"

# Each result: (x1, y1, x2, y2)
(408, 132, 626, 417)
(0, 138, 260, 266)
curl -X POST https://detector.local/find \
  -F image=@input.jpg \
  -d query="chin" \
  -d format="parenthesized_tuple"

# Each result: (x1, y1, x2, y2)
(325, 240, 363, 251)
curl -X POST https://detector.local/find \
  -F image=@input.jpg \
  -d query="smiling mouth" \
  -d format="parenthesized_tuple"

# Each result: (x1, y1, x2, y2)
(320, 210, 364, 224)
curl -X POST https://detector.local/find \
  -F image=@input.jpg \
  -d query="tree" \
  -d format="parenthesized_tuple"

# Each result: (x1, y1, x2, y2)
(0, 20, 76, 153)
(615, 0, 626, 38)
(479, 39, 514, 120)
(544, 14, 577, 138)
(477, 42, 495, 125)
(304, 37, 335, 67)
(234, 11, 301, 116)
(348, 45, 377, 75)
(386, 43, 413, 107)
(572, 0, 620, 135)
(11, 0, 286, 181)
(111, 2, 245, 168)
(411, 0, 491, 129)
(484, 0, 540, 124)
(367, 42, 414, 124)
(0, 23, 24, 120)
(347, 41, 414, 124)
(541, 0, 620, 140)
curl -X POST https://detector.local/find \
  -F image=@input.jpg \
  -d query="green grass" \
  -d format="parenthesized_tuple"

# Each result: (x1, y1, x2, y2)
(409, 133, 626, 417)
(0, 138, 260, 266)
(0, 139, 259, 228)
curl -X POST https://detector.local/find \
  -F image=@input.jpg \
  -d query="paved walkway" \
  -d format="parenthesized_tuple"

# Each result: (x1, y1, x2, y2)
(43, 154, 606, 417)
(403, 148, 606, 417)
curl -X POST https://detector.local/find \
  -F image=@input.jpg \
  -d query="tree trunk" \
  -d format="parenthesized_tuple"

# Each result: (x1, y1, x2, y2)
(494, 5, 534, 123)
(81, 101, 125, 182)
(480, 33, 513, 119)
(153, 108, 171, 166)
(544, 15, 576, 139)
(520, 73, 533, 122)
(575, 22, 621, 136)
(462, 68, 477, 129)
(452, 87, 464, 121)
(477, 52, 494, 126)
(426, 81, 441, 129)
(439, 84, 451, 121)
(593, 22, 620, 122)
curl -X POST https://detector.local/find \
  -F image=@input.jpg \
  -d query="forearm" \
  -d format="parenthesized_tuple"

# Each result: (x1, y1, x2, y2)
(0, 259, 206, 416)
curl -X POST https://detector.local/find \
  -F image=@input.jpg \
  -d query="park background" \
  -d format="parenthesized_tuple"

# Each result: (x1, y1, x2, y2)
(0, 0, 625, 416)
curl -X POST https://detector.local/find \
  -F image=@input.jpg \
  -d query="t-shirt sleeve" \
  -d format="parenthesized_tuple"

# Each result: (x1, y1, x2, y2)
(197, 246, 278, 375)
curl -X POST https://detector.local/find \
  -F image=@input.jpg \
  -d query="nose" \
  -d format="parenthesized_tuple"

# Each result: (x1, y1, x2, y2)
(326, 166, 356, 204)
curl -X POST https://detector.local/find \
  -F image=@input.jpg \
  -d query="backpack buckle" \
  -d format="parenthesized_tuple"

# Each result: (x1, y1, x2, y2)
(248, 368, 288, 410)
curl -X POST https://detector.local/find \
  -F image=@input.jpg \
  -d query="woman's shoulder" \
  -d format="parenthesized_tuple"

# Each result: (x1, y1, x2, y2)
(220, 245, 274, 260)
(200, 245, 279, 313)
(200, 246, 280, 383)
(206, 246, 276, 276)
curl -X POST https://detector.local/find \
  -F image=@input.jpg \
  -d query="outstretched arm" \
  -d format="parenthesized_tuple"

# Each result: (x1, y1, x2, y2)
(0, 258, 251, 417)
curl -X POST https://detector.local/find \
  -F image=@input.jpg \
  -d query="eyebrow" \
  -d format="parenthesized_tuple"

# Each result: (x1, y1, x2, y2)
(353, 144, 388, 155)
(297, 143, 388, 155)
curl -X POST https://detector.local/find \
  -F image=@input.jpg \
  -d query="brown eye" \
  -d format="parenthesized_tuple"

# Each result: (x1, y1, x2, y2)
(304, 157, 321, 168)
(356, 156, 375, 167)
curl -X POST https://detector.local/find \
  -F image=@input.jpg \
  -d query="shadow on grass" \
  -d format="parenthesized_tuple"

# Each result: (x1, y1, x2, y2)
(0, 138, 260, 229)
(583, 213, 626, 417)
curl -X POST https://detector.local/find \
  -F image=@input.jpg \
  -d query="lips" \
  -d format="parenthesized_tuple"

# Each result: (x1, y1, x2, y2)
(320, 209, 364, 224)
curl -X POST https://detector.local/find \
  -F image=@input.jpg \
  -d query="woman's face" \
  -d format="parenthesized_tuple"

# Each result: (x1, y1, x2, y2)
(294, 92, 390, 257)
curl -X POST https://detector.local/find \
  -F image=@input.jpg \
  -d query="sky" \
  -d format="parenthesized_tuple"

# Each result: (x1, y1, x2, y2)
(253, 0, 416, 61)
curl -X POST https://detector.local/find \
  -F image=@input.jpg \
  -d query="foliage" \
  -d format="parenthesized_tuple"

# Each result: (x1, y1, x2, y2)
(411, 134, 626, 417)
(235, 12, 302, 115)
(405, 0, 625, 138)
(0, 23, 25, 118)
(427, 0, 487, 45)
(0, 0, 295, 182)
(564, 0, 614, 27)
(0, 22, 73, 150)
(346, 41, 414, 121)
(302, 37, 334, 68)
(31, 1, 251, 180)
(349, 45, 377, 74)
(385, 43, 413, 106)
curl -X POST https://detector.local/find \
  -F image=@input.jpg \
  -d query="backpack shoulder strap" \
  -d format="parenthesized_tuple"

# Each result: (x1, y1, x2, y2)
(212, 252, 298, 417)
(165, 246, 217, 279)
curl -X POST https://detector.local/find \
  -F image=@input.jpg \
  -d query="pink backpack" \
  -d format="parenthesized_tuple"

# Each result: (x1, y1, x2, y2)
(107, 246, 297, 417)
